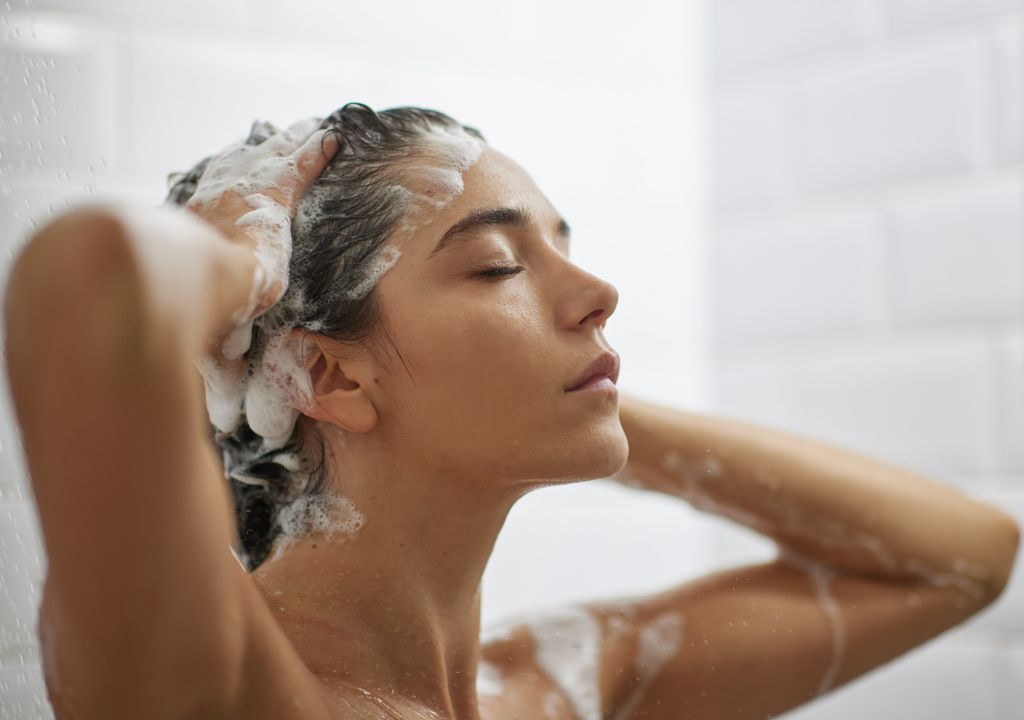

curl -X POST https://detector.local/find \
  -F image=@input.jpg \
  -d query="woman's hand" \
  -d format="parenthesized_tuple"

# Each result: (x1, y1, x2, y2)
(182, 120, 340, 439)
(184, 120, 340, 358)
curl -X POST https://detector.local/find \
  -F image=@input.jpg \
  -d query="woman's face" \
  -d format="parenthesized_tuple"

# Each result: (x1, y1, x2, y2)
(326, 142, 628, 492)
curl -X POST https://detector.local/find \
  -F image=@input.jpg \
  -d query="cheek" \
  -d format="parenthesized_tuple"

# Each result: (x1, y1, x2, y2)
(417, 298, 551, 392)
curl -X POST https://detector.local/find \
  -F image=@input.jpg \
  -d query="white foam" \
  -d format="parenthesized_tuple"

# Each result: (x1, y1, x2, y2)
(244, 327, 317, 453)
(610, 611, 684, 720)
(902, 556, 988, 601)
(194, 354, 246, 435)
(476, 660, 503, 697)
(270, 490, 366, 561)
(480, 618, 518, 646)
(658, 448, 775, 533)
(523, 606, 602, 720)
(341, 244, 403, 301)
(654, 450, 909, 584)
(637, 612, 683, 675)
(188, 117, 320, 207)
(780, 549, 845, 696)
(542, 691, 564, 719)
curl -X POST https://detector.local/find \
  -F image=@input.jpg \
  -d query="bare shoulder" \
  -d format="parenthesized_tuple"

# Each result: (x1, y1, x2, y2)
(476, 600, 678, 720)
(478, 555, 1003, 720)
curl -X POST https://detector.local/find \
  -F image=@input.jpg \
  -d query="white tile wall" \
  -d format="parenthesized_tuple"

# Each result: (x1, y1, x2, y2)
(712, 82, 798, 214)
(29, 0, 249, 28)
(885, 171, 1023, 326)
(998, 330, 1024, 471)
(711, 2, 1023, 718)
(1005, 645, 1024, 717)
(0, 14, 120, 172)
(714, 204, 885, 343)
(0, 503, 44, 666)
(993, 21, 1022, 164)
(885, 0, 1020, 33)
(0, 665, 50, 720)
(791, 34, 992, 194)
(711, 0, 870, 77)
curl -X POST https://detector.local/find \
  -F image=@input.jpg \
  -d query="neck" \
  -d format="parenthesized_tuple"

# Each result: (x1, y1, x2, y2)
(251, 430, 523, 719)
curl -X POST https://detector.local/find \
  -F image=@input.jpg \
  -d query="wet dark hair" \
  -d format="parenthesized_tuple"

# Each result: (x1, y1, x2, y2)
(165, 103, 486, 571)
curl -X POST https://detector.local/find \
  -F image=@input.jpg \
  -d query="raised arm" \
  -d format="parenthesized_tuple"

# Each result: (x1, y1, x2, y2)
(3, 127, 339, 718)
(613, 391, 1019, 593)
(554, 391, 1022, 719)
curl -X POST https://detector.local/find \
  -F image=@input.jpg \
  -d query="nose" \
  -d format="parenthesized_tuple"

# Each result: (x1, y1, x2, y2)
(561, 264, 619, 330)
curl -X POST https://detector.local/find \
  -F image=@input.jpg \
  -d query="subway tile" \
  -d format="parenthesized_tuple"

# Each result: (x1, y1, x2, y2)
(791, 34, 991, 194)
(29, 0, 247, 28)
(885, 172, 1023, 326)
(993, 19, 1022, 164)
(0, 502, 45, 656)
(885, 0, 1019, 33)
(120, 29, 400, 178)
(711, 0, 870, 75)
(996, 330, 1024, 472)
(0, 13, 119, 173)
(712, 82, 798, 213)
(0, 664, 51, 720)
(1004, 644, 1024, 720)
(772, 334, 997, 478)
(714, 357, 798, 429)
(713, 206, 884, 343)
(245, 0, 689, 76)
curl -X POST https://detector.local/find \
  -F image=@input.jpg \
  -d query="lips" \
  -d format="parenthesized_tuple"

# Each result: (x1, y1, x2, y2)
(566, 351, 620, 391)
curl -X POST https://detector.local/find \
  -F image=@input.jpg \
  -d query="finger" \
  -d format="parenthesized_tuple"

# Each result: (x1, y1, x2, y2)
(281, 129, 341, 198)
(259, 118, 319, 157)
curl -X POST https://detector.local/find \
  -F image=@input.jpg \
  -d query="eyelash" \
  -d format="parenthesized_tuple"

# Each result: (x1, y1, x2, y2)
(477, 264, 524, 279)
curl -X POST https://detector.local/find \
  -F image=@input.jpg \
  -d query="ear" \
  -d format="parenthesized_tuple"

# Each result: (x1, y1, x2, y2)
(288, 328, 379, 434)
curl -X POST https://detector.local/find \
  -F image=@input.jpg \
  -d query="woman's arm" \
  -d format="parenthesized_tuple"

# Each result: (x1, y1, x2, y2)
(3, 128, 340, 718)
(4, 206, 259, 718)
(613, 391, 1020, 597)
(517, 391, 1024, 719)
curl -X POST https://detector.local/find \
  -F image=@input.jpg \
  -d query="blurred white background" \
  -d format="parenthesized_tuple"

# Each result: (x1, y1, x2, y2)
(0, 0, 1021, 718)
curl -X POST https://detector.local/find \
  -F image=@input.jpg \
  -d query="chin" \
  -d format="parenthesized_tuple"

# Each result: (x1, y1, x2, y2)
(564, 430, 630, 483)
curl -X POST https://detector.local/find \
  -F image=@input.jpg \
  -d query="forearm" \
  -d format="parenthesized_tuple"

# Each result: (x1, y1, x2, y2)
(615, 392, 1020, 597)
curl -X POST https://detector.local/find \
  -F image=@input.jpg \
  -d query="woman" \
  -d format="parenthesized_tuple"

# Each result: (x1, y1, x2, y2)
(3, 102, 1019, 720)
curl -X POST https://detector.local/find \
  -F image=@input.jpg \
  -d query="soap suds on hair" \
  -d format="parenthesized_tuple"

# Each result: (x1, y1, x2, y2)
(341, 244, 403, 301)
(195, 118, 482, 463)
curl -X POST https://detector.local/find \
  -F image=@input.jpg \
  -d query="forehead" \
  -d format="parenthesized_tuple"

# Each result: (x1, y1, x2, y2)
(394, 143, 558, 248)
(457, 145, 553, 212)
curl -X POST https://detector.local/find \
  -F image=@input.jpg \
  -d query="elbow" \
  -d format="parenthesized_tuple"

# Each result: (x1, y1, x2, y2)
(982, 513, 1021, 601)
(4, 205, 139, 325)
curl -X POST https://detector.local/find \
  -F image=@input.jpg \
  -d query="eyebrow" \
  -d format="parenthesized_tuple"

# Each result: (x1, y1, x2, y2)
(427, 205, 572, 260)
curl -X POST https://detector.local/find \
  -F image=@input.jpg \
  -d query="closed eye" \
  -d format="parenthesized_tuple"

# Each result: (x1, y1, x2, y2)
(477, 264, 524, 279)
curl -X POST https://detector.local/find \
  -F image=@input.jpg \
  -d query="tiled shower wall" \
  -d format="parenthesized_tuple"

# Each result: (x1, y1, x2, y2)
(708, 1, 1024, 718)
